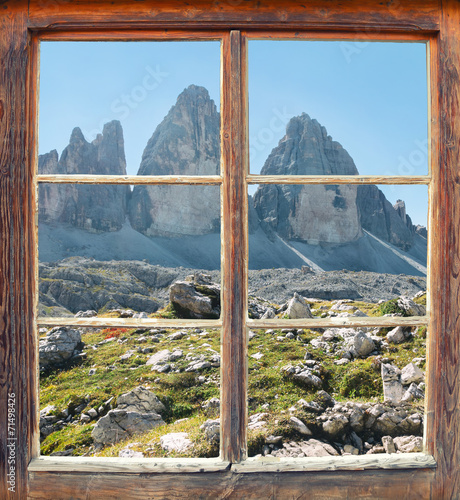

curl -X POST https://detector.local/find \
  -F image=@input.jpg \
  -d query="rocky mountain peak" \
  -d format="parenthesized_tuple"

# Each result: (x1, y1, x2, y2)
(261, 112, 359, 177)
(38, 120, 130, 233)
(255, 113, 362, 245)
(69, 126, 86, 145)
(129, 84, 220, 238)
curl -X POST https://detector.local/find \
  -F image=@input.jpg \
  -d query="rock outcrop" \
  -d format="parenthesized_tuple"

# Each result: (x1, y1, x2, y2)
(39, 327, 84, 369)
(253, 114, 362, 245)
(39, 120, 130, 233)
(92, 386, 166, 446)
(357, 187, 415, 250)
(253, 112, 419, 250)
(169, 273, 220, 319)
(128, 85, 220, 237)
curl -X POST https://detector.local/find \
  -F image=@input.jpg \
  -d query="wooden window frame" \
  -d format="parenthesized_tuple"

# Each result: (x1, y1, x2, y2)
(0, 1, 458, 498)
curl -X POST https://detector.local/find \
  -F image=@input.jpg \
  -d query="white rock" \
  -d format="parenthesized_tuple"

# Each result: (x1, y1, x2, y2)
(117, 386, 166, 414)
(285, 293, 313, 320)
(401, 363, 425, 385)
(397, 296, 426, 316)
(381, 364, 404, 403)
(393, 435, 423, 453)
(146, 349, 171, 366)
(386, 326, 408, 344)
(290, 416, 312, 436)
(119, 447, 144, 458)
(160, 432, 192, 453)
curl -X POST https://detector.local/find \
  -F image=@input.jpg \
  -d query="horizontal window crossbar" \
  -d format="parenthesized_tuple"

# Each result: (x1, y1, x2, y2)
(248, 316, 428, 329)
(37, 317, 222, 329)
(37, 174, 223, 185)
(247, 175, 431, 185)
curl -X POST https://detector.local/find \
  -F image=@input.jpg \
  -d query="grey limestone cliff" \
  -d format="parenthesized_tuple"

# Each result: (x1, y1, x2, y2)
(254, 113, 418, 250)
(128, 85, 220, 237)
(38, 120, 130, 233)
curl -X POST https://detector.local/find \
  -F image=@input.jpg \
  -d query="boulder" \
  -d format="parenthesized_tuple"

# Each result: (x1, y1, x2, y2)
(397, 296, 426, 316)
(381, 436, 396, 454)
(322, 414, 349, 438)
(201, 419, 220, 443)
(400, 363, 425, 385)
(393, 435, 423, 453)
(386, 326, 409, 344)
(381, 363, 404, 403)
(345, 331, 375, 358)
(146, 349, 171, 367)
(285, 293, 313, 319)
(290, 417, 313, 436)
(119, 447, 144, 458)
(92, 409, 164, 446)
(117, 386, 166, 415)
(271, 439, 339, 458)
(39, 327, 83, 368)
(169, 274, 220, 319)
(75, 310, 97, 318)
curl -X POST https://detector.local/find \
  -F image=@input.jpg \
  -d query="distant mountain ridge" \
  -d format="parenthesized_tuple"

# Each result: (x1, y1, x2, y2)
(38, 85, 427, 275)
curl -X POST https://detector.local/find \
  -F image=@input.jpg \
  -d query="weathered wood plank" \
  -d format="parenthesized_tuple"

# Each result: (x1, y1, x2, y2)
(38, 29, 224, 41)
(220, 30, 248, 463)
(27, 468, 435, 499)
(247, 175, 430, 185)
(28, 0, 440, 32)
(0, 3, 35, 500)
(248, 316, 428, 329)
(425, 1, 460, 499)
(37, 317, 221, 328)
(37, 174, 222, 184)
(233, 453, 436, 473)
(28, 456, 230, 473)
(244, 30, 434, 42)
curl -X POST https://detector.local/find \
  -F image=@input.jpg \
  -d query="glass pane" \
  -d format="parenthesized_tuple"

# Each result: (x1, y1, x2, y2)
(249, 41, 428, 176)
(38, 184, 221, 318)
(39, 41, 221, 176)
(248, 184, 427, 314)
(248, 325, 426, 458)
(39, 326, 221, 458)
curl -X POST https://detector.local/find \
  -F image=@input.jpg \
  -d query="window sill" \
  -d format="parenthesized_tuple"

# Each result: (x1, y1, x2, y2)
(232, 453, 436, 473)
(28, 456, 230, 474)
(29, 452, 435, 475)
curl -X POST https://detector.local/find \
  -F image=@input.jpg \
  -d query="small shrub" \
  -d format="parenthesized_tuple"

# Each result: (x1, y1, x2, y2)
(378, 299, 406, 316)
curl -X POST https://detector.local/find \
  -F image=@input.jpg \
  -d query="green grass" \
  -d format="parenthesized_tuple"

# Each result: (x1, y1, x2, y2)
(39, 302, 426, 457)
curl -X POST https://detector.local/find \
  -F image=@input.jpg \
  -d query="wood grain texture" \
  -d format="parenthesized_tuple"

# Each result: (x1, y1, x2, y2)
(27, 468, 435, 499)
(28, 456, 230, 473)
(425, 1, 460, 498)
(248, 316, 428, 329)
(232, 453, 436, 473)
(220, 30, 248, 463)
(28, 0, 440, 32)
(0, 3, 36, 500)
(247, 174, 430, 185)
(37, 174, 222, 184)
(37, 317, 221, 328)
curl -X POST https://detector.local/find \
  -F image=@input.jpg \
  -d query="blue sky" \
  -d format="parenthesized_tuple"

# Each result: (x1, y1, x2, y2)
(39, 40, 428, 226)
